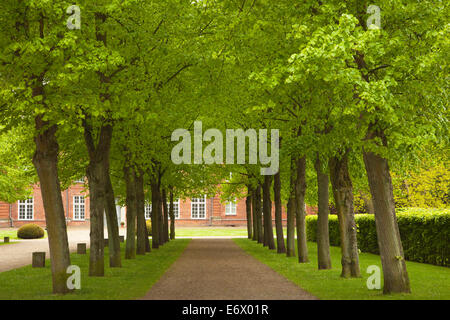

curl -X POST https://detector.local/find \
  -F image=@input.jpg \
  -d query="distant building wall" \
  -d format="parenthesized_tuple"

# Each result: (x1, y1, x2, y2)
(2, 182, 90, 228)
(1, 184, 317, 228)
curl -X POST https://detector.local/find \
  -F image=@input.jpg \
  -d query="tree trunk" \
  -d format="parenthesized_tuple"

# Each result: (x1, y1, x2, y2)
(158, 186, 165, 245)
(32, 116, 71, 293)
(245, 186, 253, 240)
(262, 176, 276, 250)
(251, 189, 258, 241)
(315, 156, 331, 270)
(83, 121, 118, 273)
(86, 161, 105, 275)
(162, 188, 170, 243)
(169, 189, 176, 240)
(363, 136, 410, 293)
(144, 222, 151, 252)
(294, 156, 309, 263)
(150, 179, 160, 249)
(124, 164, 136, 259)
(286, 158, 296, 257)
(254, 185, 263, 244)
(329, 153, 360, 278)
(103, 147, 121, 268)
(274, 171, 286, 253)
(135, 171, 147, 255)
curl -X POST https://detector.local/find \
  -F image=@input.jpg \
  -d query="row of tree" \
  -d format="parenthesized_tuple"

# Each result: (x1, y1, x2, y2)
(0, 0, 447, 295)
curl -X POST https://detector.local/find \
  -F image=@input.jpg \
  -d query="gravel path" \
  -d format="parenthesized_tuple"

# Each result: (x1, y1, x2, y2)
(142, 239, 317, 300)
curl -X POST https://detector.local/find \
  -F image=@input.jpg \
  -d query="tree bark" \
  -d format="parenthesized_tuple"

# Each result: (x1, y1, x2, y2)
(245, 186, 253, 240)
(262, 175, 276, 250)
(251, 189, 258, 241)
(274, 171, 286, 253)
(363, 131, 410, 293)
(32, 116, 71, 293)
(286, 158, 296, 257)
(86, 161, 105, 275)
(123, 164, 136, 259)
(315, 156, 331, 270)
(144, 222, 151, 252)
(329, 153, 360, 278)
(162, 188, 170, 243)
(103, 144, 121, 268)
(254, 185, 263, 244)
(135, 171, 148, 255)
(83, 122, 119, 274)
(150, 178, 160, 249)
(158, 186, 165, 245)
(169, 189, 176, 240)
(294, 156, 309, 263)
(84, 129, 111, 276)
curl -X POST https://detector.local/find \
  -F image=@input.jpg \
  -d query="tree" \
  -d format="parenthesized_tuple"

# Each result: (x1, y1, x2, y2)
(329, 153, 360, 277)
(0, 1, 80, 293)
(262, 175, 275, 250)
(314, 156, 331, 269)
(273, 171, 286, 253)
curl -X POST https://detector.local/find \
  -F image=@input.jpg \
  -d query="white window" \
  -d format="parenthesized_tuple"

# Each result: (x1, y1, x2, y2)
(191, 196, 206, 219)
(74, 177, 85, 183)
(172, 199, 180, 219)
(225, 199, 237, 215)
(18, 198, 34, 220)
(145, 204, 152, 220)
(73, 196, 85, 220)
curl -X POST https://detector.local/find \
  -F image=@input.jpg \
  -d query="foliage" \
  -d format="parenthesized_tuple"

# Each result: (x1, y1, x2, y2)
(306, 209, 450, 266)
(146, 220, 152, 236)
(17, 224, 45, 239)
(392, 158, 450, 209)
(0, 126, 36, 203)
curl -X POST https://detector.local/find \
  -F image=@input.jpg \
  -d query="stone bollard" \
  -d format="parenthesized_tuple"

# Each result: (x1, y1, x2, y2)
(104, 239, 109, 247)
(4, 237, 9, 243)
(32, 252, 46, 268)
(119, 235, 125, 243)
(77, 243, 87, 254)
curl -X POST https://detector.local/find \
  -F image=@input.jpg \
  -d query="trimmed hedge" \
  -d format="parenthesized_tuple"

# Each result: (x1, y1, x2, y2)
(306, 209, 449, 267)
(17, 224, 45, 239)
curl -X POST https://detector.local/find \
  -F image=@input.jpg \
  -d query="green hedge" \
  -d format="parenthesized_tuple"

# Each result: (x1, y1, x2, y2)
(17, 224, 45, 239)
(306, 209, 449, 267)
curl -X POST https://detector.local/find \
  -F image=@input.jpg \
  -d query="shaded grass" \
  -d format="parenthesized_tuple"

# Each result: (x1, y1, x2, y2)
(234, 239, 450, 300)
(0, 239, 190, 300)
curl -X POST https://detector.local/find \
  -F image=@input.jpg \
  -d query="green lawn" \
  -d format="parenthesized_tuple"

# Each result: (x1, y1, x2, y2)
(173, 227, 287, 238)
(0, 229, 20, 240)
(175, 227, 248, 237)
(0, 229, 48, 243)
(0, 230, 20, 245)
(234, 239, 450, 300)
(0, 239, 190, 300)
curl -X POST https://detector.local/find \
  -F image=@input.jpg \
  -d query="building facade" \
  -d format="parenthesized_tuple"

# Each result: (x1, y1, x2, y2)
(0, 183, 90, 228)
(0, 184, 317, 228)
